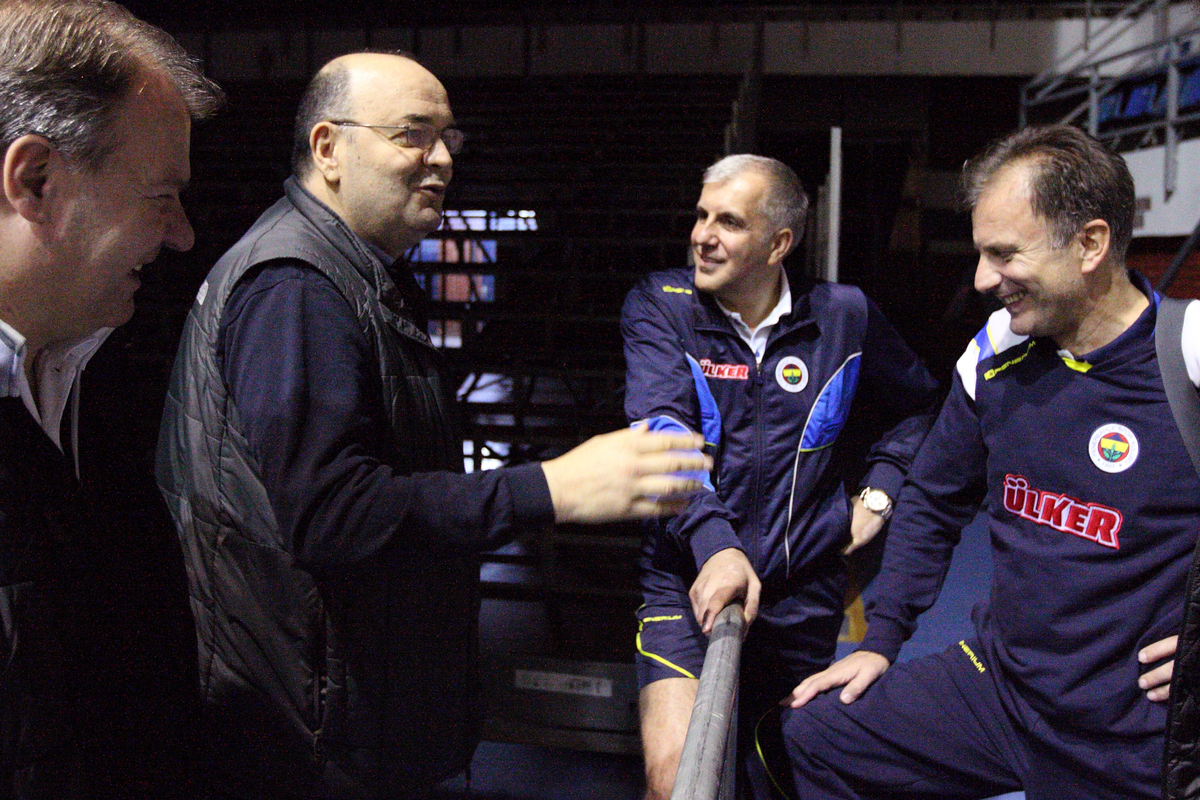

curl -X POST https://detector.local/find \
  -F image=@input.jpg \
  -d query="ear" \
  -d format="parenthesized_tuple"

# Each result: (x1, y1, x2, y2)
(767, 227, 794, 266)
(309, 121, 343, 184)
(2, 134, 58, 222)
(1077, 219, 1111, 275)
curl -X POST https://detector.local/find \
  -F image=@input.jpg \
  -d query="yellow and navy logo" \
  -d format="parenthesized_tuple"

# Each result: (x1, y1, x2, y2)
(774, 356, 809, 393)
(1087, 423, 1138, 474)
(958, 640, 986, 673)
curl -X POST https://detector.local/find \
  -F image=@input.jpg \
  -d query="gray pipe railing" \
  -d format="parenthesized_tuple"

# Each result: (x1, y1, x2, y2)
(670, 603, 746, 800)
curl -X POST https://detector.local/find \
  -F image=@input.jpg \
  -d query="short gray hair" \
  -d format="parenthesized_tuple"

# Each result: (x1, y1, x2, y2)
(703, 154, 809, 244)
(0, 0, 223, 170)
(291, 61, 353, 177)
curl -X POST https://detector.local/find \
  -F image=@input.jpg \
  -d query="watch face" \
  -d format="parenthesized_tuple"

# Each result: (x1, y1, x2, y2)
(862, 489, 889, 512)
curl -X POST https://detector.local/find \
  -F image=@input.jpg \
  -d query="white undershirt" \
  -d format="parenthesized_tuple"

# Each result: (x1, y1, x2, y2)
(0, 317, 110, 473)
(715, 270, 792, 365)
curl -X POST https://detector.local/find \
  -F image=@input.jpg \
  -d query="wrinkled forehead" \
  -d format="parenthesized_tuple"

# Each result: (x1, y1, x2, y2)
(699, 170, 770, 215)
(347, 59, 453, 124)
(99, 71, 192, 185)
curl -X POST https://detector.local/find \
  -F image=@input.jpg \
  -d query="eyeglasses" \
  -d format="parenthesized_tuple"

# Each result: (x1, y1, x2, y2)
(329, 120, 464, 155)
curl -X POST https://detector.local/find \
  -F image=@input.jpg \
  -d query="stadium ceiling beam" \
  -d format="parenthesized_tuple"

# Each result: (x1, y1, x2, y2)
(131, 1, 1154, 34)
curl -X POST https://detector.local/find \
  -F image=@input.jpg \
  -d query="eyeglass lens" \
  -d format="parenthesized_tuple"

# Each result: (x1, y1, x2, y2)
(406, 123, 464, 155)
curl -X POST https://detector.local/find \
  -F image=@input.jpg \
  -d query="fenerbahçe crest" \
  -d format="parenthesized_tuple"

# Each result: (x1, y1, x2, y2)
(1087, 423, 1138, 474)
(775, 356, 809, 393)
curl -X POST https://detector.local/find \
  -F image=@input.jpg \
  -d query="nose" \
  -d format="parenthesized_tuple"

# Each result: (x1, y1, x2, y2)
(423, 136, 454, 171)
(163, 201, 195, 253)
(692, 217, 716, 247)
(974, 254, 1000, 294)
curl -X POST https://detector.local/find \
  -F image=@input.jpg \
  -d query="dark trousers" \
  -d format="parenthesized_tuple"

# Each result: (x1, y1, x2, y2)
(776, 639, 1163, 800)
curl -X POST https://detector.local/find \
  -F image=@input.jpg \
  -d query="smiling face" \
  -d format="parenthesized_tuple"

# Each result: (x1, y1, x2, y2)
(49, 70, 194, 342)
(972, 159, 1090, 347)
(317, 54, 454, 259)
(691, 170, 786, 312)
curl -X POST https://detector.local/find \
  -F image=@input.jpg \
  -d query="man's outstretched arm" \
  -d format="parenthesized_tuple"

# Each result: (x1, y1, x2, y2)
(542, 425, 710, 523)
(219, 264, 710, 567)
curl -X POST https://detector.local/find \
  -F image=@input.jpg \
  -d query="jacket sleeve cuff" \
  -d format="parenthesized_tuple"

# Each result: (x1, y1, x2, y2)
(689, 522, 745, 573)
(507, 462, 556, 526)
(860, 462, 905, 502)
(859, 617, 905, 664)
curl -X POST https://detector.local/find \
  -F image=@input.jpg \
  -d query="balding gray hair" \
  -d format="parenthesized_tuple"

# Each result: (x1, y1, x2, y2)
(703, 154, 809, 245)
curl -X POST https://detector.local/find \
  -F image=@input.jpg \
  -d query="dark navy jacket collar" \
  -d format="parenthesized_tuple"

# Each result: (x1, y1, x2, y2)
(1073, 269, 1158, 365)
(1029, 269, 1157, 365)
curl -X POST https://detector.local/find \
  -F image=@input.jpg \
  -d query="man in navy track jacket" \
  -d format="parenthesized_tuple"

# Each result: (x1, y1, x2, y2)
(782, 125, 1199, 800)
(623, 154, 940, 800)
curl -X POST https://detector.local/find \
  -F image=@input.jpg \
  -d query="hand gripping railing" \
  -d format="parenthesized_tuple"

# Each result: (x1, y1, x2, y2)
(670, 603, 746, 800)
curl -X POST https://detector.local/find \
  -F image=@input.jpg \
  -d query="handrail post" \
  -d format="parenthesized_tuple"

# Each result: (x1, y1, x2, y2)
(670, 603, 746, 800)
(1166, 36, 1180, 198)
(1088, 66, 1100, 137)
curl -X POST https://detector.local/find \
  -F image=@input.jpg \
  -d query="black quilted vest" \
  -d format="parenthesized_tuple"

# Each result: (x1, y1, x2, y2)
(157, 178, 476, 799)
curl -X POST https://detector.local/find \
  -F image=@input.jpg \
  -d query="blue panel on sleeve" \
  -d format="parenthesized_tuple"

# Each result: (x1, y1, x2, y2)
(800, 353, 861, 452)
(684, 353, 723, 450)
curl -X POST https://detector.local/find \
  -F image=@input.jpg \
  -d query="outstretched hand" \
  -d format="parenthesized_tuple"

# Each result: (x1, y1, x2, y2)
(783, 650, 890, 708)
(541, 426, 710, 523)
(689, 548, 760, 634)
(1138, 635, 1177, 702)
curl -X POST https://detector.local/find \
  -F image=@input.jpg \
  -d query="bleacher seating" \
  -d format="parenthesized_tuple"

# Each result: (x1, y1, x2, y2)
(434, 75, 737, 456)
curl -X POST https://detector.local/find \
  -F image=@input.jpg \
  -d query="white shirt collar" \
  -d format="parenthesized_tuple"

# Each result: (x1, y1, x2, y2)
(0, 317, 111, 465)
(716, 270, 792, 365)
(0, 318, 25, 399)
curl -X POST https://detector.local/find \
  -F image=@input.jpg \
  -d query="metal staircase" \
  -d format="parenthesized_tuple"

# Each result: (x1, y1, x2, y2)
(1020, 0, 1200, 296)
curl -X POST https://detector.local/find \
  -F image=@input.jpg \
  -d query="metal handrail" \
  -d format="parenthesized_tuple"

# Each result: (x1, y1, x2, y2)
(1023, 23, 1200, 115)
(1025, 0, 1164, 102)
(670, 603, 747, 800)
(1156, 213, 1200, 293)
(1019, 0, 1200, 138)
(1018, 4, 1200, 197)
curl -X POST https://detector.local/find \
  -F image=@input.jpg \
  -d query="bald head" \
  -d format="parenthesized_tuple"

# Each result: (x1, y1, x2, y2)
(291, 52, 445, 178)
(292, 52, 455, 258)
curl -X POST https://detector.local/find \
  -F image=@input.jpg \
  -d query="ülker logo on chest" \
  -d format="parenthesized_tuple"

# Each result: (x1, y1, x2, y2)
(1002, 474, 1122, 549)
(699, 359, 749, 380)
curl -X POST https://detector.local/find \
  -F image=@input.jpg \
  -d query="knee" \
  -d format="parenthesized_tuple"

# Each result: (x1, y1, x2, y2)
(780, 702, 836, 769)
(638, 678, 695, 800)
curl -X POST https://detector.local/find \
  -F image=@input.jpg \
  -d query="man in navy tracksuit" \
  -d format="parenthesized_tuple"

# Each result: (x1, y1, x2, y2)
(782, 125, 1200, 799)
(622, 154, 940, 800)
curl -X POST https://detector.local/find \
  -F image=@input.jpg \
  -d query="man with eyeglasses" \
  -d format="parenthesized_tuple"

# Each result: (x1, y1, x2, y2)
(157, 51, 708, 800)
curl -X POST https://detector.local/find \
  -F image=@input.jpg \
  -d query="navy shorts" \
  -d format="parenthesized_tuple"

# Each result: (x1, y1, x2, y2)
(635, 592, 842, 704)
(777, 638, 1163, 800)
(637, 593, 843, 800)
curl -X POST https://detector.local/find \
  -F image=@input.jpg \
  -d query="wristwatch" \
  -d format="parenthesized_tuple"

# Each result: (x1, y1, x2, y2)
(859, 487, 893, 520)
